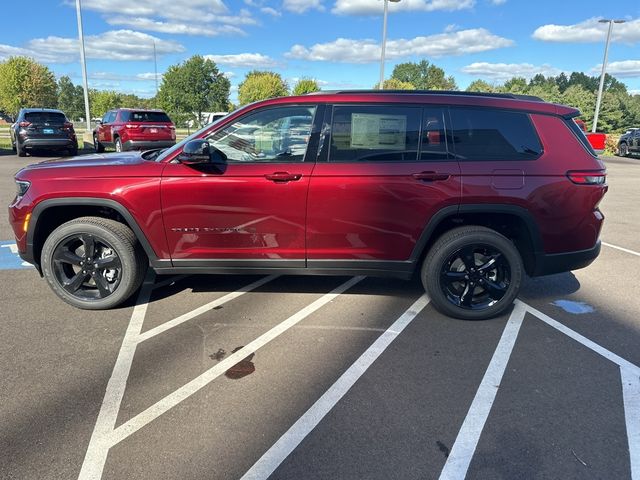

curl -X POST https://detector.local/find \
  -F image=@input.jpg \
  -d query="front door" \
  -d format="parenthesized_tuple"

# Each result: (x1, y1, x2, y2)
(306, 104, 461, 272)
(162, 104, 320, 268)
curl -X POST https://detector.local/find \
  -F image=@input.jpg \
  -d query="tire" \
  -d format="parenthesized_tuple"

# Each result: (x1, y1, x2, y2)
(16, 140, 26, 157)
(115, 137, 123, 152)
(618, 143, 629, 157)
(11, 139, 16, 152)
(94, 134, 105, 153)
(421, 226, 523, 320)
(41, 217, 147, 310)
(67, 146, 79, 157)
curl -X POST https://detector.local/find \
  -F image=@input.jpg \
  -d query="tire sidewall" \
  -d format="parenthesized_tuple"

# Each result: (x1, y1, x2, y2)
(422, 229, 523, 320)
(115, 138, 122, 152)
(41, 222, 139, 310)
(619, 143, 628, 157)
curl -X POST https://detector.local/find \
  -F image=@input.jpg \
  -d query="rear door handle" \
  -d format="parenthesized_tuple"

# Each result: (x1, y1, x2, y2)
(265, 172, 302, 182)
(412, 172, 451, 182)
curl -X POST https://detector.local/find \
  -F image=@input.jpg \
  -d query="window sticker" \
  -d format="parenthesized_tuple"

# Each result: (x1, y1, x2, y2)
(350, 114, 407, 150)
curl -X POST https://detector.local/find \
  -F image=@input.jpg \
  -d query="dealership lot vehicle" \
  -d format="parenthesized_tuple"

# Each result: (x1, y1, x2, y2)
(10, 108, 78, 157)
(1, 152, 639, 480)
(93, 108, 176, 153)
(618, 128, 639, 157)
(9, 91, 607, 320)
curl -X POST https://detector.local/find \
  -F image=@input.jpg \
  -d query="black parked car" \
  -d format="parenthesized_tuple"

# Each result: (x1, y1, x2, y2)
(10, 108, 78, 157)
(617, 128, 639, 157)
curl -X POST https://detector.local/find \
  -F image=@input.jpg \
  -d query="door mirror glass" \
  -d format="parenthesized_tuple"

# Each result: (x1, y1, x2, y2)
(178, 139, 227, 165)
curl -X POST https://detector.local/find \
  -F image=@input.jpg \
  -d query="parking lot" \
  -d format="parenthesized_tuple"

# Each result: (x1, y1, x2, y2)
(1, 150, 639, 480)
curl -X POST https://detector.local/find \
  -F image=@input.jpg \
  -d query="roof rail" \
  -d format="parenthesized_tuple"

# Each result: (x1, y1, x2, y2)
(305, 89, 544, 102)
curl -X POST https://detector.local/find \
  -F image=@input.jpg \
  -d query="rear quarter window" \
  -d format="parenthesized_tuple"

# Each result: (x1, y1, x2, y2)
(449, 108, 542, 161)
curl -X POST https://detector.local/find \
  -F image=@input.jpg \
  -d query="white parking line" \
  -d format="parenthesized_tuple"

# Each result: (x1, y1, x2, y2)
(621, 368, 640, 480)
(108, 276, 365, 446)
(438, 302, 526, 480)
(603, 242, 640, 258)
(138, 275, 279, 342)
(78, 272, 155, 480)
(240, 293, 430, 480)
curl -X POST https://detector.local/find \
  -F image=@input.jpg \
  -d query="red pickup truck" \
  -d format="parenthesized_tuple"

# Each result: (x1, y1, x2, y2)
(574, 119, 606, 155)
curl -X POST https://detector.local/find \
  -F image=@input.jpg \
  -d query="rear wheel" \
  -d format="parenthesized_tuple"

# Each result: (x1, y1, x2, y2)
(41, 217, 146, 309)
(16, 140, 26, 157)
(94, 134, 105, 153)
(618, 143, 629, 157)
(115, 137, 123, 152)
(421, 226, 523, 320)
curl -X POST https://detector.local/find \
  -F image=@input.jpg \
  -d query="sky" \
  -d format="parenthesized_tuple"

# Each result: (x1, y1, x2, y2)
(1, 0, 639, 103)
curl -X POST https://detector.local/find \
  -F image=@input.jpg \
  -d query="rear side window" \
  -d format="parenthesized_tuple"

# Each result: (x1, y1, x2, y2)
(449, 108, 542, 161)
(329, 106, 420, 162)
(126, 111, 171, 123)
(24, 112, 66, 124)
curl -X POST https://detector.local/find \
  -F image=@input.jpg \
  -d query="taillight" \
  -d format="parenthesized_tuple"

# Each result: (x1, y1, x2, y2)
(567, 170, 607, 185)
(125, 124, 138, 129)
(18, 121, 31, 128)
(63, 122, 74, 131)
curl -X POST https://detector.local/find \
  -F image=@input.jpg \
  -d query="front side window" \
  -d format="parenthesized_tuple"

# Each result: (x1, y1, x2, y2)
(449, 108, 542, 161)
(205, 106, 316, 163)
(329, 106, 421, 162)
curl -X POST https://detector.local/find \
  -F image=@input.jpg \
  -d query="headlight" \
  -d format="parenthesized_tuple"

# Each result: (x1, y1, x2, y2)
(16, 180, 30, 197)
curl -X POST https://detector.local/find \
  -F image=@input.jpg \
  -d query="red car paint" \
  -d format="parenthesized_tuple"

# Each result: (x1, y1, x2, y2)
(9, 91, 606, 281)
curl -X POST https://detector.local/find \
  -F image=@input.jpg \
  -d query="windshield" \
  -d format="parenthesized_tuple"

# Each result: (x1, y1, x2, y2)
(155, 107, 242, 162)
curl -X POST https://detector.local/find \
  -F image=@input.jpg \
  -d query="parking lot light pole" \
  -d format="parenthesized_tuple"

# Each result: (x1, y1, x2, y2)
(75, 0, 91, 132)
(378, 0, 401, 90)
(592, 19, 626, 133)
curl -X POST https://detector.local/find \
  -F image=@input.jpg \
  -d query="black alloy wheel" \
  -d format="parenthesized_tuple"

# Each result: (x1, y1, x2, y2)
(422, 226, 523, 320)
(41, 217, 146, 309)
(618, 143, 629, 157)
(439, 245, 510, 310)
(51, 233, 122, 300)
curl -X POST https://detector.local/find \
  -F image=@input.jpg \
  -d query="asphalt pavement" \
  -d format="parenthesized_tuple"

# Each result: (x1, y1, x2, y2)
(1, 149, 639, 480)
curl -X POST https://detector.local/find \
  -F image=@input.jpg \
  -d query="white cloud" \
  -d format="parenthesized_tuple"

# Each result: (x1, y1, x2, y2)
(105, 17, 247, 36)
(332, 0, 474, 15)
(64, 0, 228, 22)
(287, 29, 514, 63)
(490, 0, 506, 4)
(533, 17, 640, 44)
(630, 89, 640, 96)
(204, 53, 279, 68)
(462, 62, 562, 81)
(284, 0, 324, 13)
(593, 60, 640, 78)
(0, 30, 184, 63)
(261, 7, 281, 16)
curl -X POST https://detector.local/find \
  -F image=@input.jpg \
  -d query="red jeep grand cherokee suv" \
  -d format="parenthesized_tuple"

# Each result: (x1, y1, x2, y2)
(8, 91, 607, 319)
(93, 108, 176, 152)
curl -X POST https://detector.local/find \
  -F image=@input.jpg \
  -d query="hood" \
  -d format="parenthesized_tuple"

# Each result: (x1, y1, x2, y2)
(26, 151, 146, 170)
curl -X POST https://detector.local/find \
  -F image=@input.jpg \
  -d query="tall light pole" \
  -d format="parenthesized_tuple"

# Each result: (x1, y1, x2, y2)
(75, 0, 91, 131)
(592, 18, 625, 133)
(378, 0, 401, 90)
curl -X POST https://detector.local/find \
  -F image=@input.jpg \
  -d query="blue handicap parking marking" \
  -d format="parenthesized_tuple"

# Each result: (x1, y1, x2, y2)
(0, 241, 34, 270)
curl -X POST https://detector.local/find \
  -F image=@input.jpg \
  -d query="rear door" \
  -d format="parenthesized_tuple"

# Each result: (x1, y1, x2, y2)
(306, 104, 461, 272)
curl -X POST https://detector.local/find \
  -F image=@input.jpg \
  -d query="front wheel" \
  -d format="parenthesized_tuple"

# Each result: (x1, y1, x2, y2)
(421, 226, 523, 320)
(94, 134, 105, 153)
(41, 217, 146, 309)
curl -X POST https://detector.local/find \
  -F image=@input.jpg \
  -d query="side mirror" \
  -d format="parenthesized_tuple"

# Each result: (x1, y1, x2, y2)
(178, 139, 227, 165)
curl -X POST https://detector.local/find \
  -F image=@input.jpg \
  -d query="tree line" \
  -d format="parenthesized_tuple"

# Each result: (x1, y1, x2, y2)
(1, 55, 638, 133)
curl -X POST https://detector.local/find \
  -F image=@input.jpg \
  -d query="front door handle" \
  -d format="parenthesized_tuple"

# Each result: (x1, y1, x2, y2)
(265, 172, 302, 183)
(412, 171, 451, 182)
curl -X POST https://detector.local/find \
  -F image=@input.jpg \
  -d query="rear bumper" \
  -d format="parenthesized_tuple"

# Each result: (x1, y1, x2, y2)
(22, 138, 76, 150)
(123, 140, 175, 150)
(531, 241, 601, 277)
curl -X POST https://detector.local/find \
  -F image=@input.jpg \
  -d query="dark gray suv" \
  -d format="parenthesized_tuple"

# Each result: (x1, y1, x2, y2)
(617, 128, 639, 157)
(10, 108, 78, 157)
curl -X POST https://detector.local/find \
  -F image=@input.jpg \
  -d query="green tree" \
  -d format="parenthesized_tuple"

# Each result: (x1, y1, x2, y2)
(374, 78, 416, 90)
(158, 55, 230, 125)
(89, 90, 122, 118)
(561, 84, 596, 127)
(500, 77, 528, 94)
(238, 71, 289, 105)
(466, 80, 496, 93)
(390, 60, 457, 90)
(57, 76, 85, 121)
(0, 56, 57, 116)
(292, 78, 320, 95)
